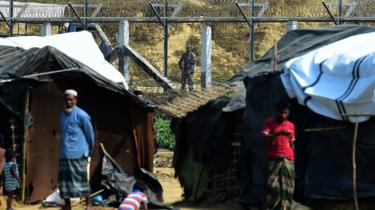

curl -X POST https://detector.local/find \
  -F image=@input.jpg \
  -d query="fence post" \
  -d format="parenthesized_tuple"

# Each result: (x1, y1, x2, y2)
(40, 23, 52, 36)
(249, 0, 255, 63)
(201, 26, 212, 89)
(118, 20, 130, 83)
(287, 21, 298, 31)
(164, 0, 169, 78)
(338, 0, 342, 25)
(9, 0, 13, 36)
(84, 0, 88, 30)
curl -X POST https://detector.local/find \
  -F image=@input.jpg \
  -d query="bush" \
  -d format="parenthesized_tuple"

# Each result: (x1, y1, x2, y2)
(154, 116, 176, 150)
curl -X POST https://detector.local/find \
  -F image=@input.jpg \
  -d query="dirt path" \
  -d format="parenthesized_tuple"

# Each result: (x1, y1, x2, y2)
(0, 150, 238, 210)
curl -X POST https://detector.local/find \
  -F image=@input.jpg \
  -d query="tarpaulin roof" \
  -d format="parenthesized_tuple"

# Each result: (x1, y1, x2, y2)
(0, 32, 152, 111)
(0, 31, 127, 87)
(282, 31, 375, 123)
(224, 25, 375, 113)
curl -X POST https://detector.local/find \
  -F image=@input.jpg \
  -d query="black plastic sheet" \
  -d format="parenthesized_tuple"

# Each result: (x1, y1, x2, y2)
(241, 25, 375, 205)
(101, 151, 175, 209)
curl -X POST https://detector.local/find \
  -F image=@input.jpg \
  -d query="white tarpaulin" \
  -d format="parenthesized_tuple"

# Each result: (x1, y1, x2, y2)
(281, 32, 375, 122)
(0, 31, 128, 89)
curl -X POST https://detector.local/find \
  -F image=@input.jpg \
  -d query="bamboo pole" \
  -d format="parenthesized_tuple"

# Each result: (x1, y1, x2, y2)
(9, 119, 16, 150)
(304, 126, 347, 132)
(22, 89, 30, 202)
(352, 120, 359, 210)
(77, 189, 104, 205)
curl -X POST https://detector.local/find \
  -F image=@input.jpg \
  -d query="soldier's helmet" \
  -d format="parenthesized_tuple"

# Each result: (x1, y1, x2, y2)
(186, 43, 193, 49)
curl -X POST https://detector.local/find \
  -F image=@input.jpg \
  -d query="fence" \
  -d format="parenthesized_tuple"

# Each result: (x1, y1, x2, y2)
(0, 0, 375, 94)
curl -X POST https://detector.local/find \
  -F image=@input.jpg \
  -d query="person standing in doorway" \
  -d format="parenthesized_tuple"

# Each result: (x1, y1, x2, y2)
(262, 100, 295, 210)
(58, 89, 95, 210)
(178, 43, 196, 92)
(4, 149, 20, 210)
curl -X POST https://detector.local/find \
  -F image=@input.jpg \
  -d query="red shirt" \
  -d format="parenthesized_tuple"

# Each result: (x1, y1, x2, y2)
(262, 118, 295, 160)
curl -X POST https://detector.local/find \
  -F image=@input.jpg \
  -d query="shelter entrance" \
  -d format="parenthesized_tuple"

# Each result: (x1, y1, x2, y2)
(0, 85, 30, 201)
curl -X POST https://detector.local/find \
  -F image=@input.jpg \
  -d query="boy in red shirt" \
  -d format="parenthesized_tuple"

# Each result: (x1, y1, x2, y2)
(262, 100, 295, 210)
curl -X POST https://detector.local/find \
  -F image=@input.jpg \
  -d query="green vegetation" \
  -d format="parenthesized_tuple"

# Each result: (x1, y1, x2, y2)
(155, 115, 176, 150)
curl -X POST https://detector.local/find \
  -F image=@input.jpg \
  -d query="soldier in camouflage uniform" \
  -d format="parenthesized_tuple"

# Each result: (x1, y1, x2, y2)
(178, 43, 196, 92)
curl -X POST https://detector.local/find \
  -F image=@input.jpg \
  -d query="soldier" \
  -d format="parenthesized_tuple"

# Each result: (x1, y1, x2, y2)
(178, 43, 196, 92)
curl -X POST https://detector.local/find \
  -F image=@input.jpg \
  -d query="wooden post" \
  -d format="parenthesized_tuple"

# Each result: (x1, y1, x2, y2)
(40, 23, 52, 36)
(118, 20, 130, 83)
(22, 90, 30, 202)
(9, 119, 16, 150)
(201, 26, 212, 89)
(352, 120, 359, 210)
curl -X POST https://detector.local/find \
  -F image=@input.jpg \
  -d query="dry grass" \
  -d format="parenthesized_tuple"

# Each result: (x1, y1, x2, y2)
(1, 0, 339, 85)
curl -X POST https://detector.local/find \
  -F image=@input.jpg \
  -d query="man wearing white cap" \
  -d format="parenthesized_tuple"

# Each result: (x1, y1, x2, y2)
(58, 89, 95, 210)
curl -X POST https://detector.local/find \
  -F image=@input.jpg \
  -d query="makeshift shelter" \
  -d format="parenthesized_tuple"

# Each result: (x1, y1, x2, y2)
(171, 25, 375, 207)
(238, 25, 375, 206)
(171, 99, 244, 202)
(0, 32, 156, 202)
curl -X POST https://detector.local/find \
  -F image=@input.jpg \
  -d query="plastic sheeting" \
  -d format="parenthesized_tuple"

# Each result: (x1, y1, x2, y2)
(245, 73, 375, 202)
(0, 31, 127, 88)
(173, 25, 375, 206)
(101, 154, 164, 204)
(240, 25, 375, 206)
(171, 100, 235, 202)
(282, 32, 375, 122)
(224, 25, 375, 113)
(0, 44, 155, 201)
(101, 149, 174, 209)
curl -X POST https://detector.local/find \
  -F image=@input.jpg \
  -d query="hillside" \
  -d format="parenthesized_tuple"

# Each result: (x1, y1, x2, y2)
(1, 0, 344, 85)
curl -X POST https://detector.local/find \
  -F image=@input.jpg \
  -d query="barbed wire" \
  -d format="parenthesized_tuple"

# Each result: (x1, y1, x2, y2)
(7, 0, 375, 18)
(84, 0, 375, 18)
(3, 0, 375, 107)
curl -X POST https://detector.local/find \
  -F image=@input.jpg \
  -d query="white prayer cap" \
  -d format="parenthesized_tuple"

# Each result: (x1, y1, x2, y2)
(64, 89, 78, 97)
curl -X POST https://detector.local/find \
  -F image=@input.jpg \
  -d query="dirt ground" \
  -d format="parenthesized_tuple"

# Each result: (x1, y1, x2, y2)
(1, 150, 361, 210)
(0, 150, 239, 210)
